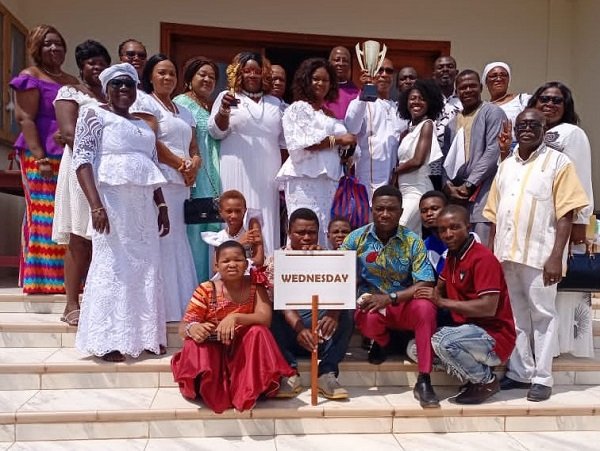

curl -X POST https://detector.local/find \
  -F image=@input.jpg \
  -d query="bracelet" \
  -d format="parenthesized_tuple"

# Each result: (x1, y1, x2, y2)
(219, 106, 231, 116)
(329, 135, 336, 149)
(35, 157, 50, 166)
(156, 203, 168, 209)
(91, 206, 105, 214)
(185, 322, 200, 338)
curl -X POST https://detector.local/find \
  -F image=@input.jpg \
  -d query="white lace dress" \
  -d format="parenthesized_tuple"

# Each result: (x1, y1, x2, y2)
(134, 93, 198, 322)
(276, 101, 347, 247)
(51, 86, 99, 243)
(72, 105, 168, 358)
(208, 91, 283, 256)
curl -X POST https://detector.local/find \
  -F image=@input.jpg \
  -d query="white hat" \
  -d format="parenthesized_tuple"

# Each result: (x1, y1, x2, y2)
(482, 62, 511, 83)
(99, 62, 139, 94)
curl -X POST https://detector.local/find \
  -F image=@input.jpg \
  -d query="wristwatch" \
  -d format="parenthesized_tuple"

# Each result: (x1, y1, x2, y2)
(389, 292, 398, 306)
(464, 181, 476, 195)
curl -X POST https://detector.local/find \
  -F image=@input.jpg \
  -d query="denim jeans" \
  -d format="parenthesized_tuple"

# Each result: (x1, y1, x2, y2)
(270, 309, 353, 377)
(431, 324, 501, 384)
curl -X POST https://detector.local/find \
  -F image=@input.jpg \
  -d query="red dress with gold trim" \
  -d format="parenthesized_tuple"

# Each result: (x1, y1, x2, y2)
(171, 280, 294, 413)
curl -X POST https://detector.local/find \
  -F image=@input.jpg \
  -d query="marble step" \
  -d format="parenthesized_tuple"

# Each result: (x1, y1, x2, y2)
(1, 312, 600, 350)
(1, 385, 600, 442)
(2, 346, 600, 391)
(5, 432, 600, 451)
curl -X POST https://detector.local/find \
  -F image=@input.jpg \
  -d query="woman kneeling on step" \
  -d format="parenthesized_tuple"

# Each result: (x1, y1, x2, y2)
(171, 240, 297, 413)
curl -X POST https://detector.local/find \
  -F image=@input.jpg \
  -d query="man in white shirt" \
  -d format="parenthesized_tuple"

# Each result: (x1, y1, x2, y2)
(483, 108, 588, 402)
(345, 58, 406, 203)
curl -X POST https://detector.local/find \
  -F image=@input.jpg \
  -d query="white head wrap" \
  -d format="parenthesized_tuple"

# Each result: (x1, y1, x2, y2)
(99, 63, 139, 94)
(482, 62, 511, 83)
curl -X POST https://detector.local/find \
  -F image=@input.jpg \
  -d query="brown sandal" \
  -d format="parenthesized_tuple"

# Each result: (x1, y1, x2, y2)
(60, 309, 80, 326)
(100, 351, 125, 362)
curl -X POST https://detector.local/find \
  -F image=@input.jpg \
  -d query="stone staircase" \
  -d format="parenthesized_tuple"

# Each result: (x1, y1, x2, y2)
(1, 288, 600, 445)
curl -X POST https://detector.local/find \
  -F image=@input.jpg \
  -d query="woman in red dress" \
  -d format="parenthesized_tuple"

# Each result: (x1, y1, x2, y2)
(171, 240, 296, 413)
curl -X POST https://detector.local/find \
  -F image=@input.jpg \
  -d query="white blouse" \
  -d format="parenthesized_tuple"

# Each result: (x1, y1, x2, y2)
(133, 91, 195, 185)
(72, 105, 166, 187)
(397, 119, 442, 186)
(277, 100, 347, 181)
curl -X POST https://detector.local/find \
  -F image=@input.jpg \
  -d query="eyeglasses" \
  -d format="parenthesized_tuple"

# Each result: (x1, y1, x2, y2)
(122, 50, 147, 60)
(107, 78, 137, 89)
(487, 73, 509, 81)
(538, 95, 564, 105)
(377, 67, 394, 75)
(398, 74, 417, 81)
(514, 120, 543, 132)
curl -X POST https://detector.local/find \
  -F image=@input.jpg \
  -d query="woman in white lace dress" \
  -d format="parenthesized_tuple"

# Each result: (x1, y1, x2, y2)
(395, 79, 444, 234)
(529, 82, 595, 358)
(208, 52, 283, 255)
(276, 58, 355, 247)
(73, 64, 169, 362)
(52, 40, 110, 326)
(136, 54, 199, 322)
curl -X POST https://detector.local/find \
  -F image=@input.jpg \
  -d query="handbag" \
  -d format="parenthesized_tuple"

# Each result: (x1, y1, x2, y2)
(184, 197, 223, 224)
(330, 167, 370, 230)
(183, 163, 224, 225)
(557, 245, 600, 292)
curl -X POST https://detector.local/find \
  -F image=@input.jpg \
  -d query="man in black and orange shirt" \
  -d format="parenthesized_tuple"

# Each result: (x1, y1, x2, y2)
(416, 205, 515, 404)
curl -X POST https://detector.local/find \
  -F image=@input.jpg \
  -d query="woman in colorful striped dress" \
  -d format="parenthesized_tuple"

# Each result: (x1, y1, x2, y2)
(10, 25, 78, 293)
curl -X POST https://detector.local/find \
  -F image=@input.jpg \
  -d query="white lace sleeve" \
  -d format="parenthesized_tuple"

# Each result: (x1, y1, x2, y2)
(73, 107, 103, 170)
(283, 101, 328, 153)
(53, 85, 87, 106)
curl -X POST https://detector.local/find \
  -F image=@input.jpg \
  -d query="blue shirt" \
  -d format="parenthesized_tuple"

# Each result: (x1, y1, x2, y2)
(424, 233, 447, 275)
(340, 223, 435, 296)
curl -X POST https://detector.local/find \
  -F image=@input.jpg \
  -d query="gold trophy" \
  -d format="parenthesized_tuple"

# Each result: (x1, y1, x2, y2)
(355, 40, 387, 102)
(225, 62, 240, 107)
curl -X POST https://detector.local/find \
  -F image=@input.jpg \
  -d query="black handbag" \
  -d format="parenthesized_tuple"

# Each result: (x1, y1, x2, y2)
(557, 251, 600, 292)
(184, 197, 223, 224)
(183, 165, 224, 225)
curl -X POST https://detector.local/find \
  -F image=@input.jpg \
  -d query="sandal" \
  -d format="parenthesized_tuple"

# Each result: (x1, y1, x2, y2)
(60, 309, 80, 326)
(100, 351, 125, 362)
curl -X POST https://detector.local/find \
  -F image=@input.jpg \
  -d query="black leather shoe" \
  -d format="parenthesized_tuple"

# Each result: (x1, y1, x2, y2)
(367, 341, 387, 365)
(413, 374, 440, 408)
(500, 376, 531, 390)
(527, 384, 552, 402)
(455, 376, 500, 404)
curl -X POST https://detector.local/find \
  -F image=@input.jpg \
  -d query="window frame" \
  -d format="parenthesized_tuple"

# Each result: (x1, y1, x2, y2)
(0, 3, 28, 146)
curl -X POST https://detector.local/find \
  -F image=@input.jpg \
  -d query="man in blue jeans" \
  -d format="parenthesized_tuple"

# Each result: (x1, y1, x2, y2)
(270, 208, 353, 400)
(416, 205, 516, 404)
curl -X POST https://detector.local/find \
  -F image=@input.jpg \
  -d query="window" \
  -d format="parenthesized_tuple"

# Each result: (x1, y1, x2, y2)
(0, 3, 27, 145)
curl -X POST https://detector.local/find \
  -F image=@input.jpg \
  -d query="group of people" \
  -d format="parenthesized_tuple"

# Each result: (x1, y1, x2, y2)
(10, 24, 595, 413)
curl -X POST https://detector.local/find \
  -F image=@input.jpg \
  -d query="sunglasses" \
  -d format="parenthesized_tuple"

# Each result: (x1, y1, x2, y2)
(538, 95, 564, 105)
(377, 67, 394, 75)
(514, 120, 543, 132)
(107, 78, 137, 89)
(398, 74, 417, 81)
(122, 50, 147, 59)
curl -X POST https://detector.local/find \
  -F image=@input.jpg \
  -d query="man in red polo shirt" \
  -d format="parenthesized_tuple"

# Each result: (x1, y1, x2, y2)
(416, 205, 515, 404)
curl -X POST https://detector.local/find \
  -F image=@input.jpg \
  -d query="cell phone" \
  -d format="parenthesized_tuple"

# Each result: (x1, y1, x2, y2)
(206, 333, 219, 342)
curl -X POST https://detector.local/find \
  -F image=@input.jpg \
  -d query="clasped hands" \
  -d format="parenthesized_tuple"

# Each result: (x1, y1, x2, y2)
(178, 155, 201, 187)
(187, 315, 239, 346)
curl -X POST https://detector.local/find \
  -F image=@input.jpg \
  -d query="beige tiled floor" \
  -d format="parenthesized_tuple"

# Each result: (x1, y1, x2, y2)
(4, 432, 600, 450)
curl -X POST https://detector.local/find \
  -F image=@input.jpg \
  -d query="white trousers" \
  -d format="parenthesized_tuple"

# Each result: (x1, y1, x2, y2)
(502, 261, 558, 387)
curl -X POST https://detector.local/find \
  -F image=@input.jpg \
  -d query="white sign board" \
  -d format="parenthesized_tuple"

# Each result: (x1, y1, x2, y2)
(273, 250, 356, 310)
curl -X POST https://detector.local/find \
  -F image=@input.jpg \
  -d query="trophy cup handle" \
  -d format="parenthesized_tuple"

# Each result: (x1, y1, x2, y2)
(374, 44, 388, 75)
(355, 43, 367, 72)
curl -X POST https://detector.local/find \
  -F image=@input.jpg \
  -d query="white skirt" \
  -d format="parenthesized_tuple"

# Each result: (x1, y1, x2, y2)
(52, 144, 91, 244)
(556, 291, 594, 358)
(283, 175, 338, 248)
(159, 183, 198, 322)
(75, 184, 166, 357)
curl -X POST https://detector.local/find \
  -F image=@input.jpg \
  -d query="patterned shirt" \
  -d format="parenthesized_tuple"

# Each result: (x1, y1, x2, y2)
(340, 223, 435, 296)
